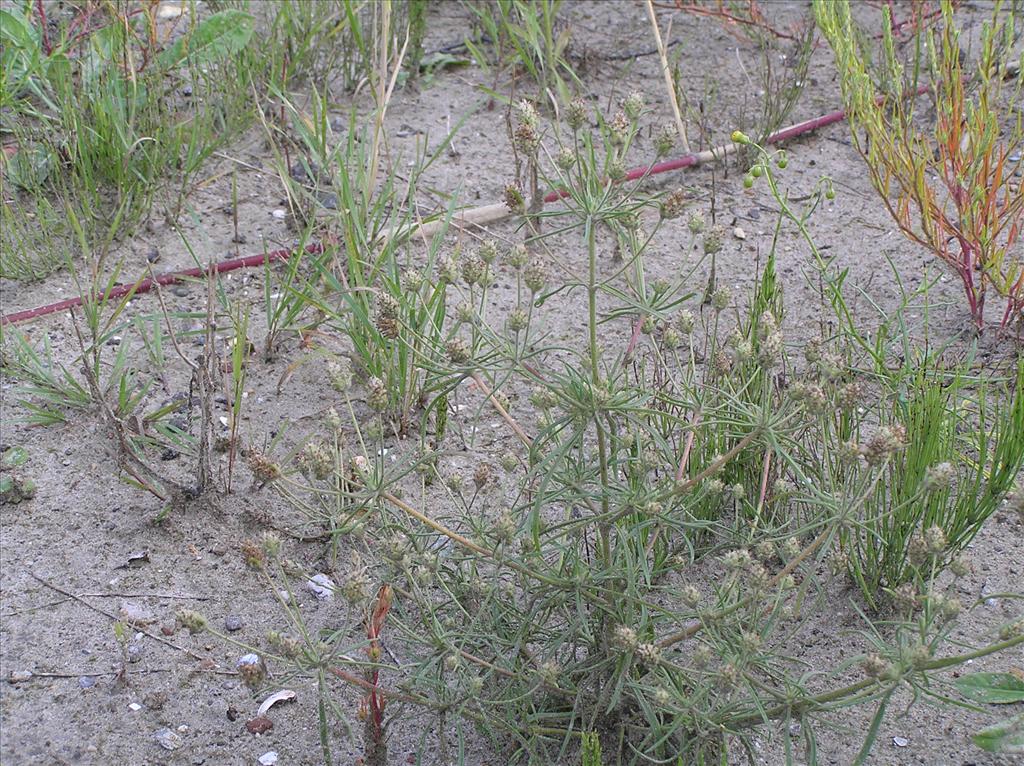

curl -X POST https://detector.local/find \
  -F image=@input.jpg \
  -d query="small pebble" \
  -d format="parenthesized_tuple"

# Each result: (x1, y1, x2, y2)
(271, 209, 287, 220)
(236, 653, 261, 670)
(172, 286, 189, 297)
(128, 703, 142, 711)
(78, 675, 96, 689)
(733, 226, 746, 240)
(258, 752, 279, 766)
(224, 615, 243, 632)
(146, 247, 161, 263)
(893, 736, 909, 747)
(246, 716, 273, 734)
(154, 728, 183, 751)
(120, 601, 157, 627)
(143, 691, 168, 710)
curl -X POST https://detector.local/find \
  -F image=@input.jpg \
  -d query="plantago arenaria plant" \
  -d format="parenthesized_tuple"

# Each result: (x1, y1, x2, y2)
(213, 100, 1024, 764)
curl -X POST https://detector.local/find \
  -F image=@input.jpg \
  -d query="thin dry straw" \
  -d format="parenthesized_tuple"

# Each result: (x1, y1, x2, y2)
(1, 91, 922, 327)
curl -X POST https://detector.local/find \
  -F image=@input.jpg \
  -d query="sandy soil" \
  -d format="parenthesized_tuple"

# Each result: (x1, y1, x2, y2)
(2, 2, 1022, 764)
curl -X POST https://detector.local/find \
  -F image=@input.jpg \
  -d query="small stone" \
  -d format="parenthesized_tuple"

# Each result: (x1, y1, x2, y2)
(224, 615, 243, 632)
(172, 286, 189, 297)
(271, 209, 287, 220)
(146, 247, 161, 263)
(236, 653, 260, 670)
(305, 573, 335, 600)
(316, 191, 338, 210)
(258, 752, 279, 766)
(160, 622, 177, 636)
(143, 691, 168, 710)
(78, 675, 96, 689)
(122, 550, 150, 568)
(893, 736, 909, 747)
(127, 642, 143, 663)
(120, 601, 157, 627)
(128, 703, 142, 711)
(226, 705, 240, 722)
(733, 226, 746, 240)
(154, 728, 183, 751)
(245, 716, 273, 734)
(8, 670, 32, 683)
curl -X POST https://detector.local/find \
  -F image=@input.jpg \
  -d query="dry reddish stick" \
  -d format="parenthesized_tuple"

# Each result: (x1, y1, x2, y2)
(2, 243, 328, 325)
(3, 94, 907, 328)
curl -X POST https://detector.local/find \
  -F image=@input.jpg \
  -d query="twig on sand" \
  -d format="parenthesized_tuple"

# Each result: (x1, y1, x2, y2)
(29, 573, 207, 662)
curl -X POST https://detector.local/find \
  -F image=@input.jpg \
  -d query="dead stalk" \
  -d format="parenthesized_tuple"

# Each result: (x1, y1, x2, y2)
(646, 0, 690, 152)
(471, 371, 533, 447)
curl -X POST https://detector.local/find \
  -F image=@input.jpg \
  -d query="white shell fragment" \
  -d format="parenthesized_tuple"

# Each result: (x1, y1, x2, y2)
(257, 689, 297, 717)
(305, 573, 335, 600)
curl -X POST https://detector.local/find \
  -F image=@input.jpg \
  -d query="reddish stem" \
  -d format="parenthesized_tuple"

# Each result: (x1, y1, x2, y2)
(2, 243, 327, 326)
(36, 0, 51, 55)
(622, 316, 646, 360)
(675, 411, 701, 483)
